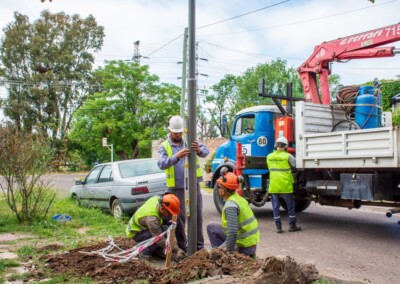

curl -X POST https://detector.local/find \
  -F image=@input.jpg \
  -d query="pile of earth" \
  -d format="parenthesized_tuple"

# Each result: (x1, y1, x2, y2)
(42, 237, 320, 284)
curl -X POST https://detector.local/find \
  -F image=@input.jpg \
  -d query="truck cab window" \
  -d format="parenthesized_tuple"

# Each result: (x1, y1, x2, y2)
(234, 115, 255, 135)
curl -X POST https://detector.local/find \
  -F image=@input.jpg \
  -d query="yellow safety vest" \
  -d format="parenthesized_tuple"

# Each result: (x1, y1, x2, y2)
(161, 140, 202, 188)
(222, 192, 259, 248)
(126, 196, 162, 238)
(266, 150, 294, 194)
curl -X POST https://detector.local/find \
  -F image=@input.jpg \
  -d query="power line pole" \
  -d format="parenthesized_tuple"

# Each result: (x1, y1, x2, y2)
(187, 0, 197, 256)
(180, 28, 188, 117)
(133, 40, 141, 64)
(195, 42, 208, 107)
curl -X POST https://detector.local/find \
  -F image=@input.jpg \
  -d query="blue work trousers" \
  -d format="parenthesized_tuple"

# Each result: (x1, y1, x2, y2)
(271, 193, 297, 228)
(167, 183, 204, 252)
(206, 222, 257, 257)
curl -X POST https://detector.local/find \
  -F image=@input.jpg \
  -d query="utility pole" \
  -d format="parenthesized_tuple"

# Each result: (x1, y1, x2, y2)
(187, 0, 197, 256)
(133, 40, 141, 64)
(180, 28, 189, 117)
(195, 42, 208, 107)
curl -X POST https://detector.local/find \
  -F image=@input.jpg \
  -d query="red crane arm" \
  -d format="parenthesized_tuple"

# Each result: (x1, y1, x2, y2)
(298, 22, 400, 105)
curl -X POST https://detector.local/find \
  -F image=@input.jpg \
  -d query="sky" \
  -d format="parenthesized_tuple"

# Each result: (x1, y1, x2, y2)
(0, 0, 400, 98)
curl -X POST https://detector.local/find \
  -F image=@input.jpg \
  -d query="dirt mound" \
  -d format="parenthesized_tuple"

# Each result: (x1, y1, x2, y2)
(42, 237, 319, 283)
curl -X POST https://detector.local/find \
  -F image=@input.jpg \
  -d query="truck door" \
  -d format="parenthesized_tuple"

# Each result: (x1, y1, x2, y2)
(233, 112, 274, 157)
(233, 114, 256, 156)
(232, 112, 274, 189)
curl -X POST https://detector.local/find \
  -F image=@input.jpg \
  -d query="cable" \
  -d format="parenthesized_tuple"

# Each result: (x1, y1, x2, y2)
(199, 0, 398, 36)
(146, 33, 183, 57)
(143, 0, 289, 58)
(197, 0, 289, 29)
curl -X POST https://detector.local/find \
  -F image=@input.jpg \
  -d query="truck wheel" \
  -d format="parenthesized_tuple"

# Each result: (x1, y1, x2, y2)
(280, 198, 311, 212)
(294, 199, 311, 212)
(213, 183, 225, 215)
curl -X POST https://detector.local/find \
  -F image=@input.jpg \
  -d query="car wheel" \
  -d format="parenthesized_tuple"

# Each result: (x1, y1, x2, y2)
(111, 199, 124, 219)
(71, 194, 80, 205)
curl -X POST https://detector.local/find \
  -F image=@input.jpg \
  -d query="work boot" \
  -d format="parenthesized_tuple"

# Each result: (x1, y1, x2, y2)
(138, 252, 151, 260)
(289, 225, 302, 232)
(275, 227, 283, 234)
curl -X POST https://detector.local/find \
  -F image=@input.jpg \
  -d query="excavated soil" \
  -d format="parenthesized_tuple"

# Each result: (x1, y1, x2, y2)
(42, 237, 320, 284)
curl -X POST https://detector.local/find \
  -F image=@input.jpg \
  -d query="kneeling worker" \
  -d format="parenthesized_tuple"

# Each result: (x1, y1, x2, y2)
(207, 167, 259, 257)
(126, 193, 186, 260)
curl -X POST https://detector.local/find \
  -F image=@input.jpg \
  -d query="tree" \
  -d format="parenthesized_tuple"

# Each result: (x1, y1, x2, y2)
(0, 125, 55, 224)
(204, 74, 237, 136)
(69, 60, 180, 163)
(233, 59, 303, 114)
(0, 11, 104, 163)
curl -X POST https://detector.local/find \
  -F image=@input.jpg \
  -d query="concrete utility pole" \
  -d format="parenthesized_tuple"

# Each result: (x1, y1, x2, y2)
(180, 28, 188, 117)
(187, 0, 197, 256)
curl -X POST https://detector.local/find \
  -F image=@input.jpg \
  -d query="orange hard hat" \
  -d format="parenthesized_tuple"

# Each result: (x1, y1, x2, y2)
(161, 194, 181, 216)
(217, 171, 239, 191)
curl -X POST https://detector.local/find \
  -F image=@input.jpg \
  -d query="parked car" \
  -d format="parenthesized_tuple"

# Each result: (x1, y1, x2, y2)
(70, 158, 167, 218)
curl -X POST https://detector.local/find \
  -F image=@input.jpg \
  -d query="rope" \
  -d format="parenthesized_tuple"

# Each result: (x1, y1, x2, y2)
(80, 221, 177, 263)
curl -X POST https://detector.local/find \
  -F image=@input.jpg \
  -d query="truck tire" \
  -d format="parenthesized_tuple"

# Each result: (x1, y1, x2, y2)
(280, 198, 311, 212)
(213, 183, 224, 215)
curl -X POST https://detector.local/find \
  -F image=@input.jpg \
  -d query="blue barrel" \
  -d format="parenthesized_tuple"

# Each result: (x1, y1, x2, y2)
(355, 94, 379, 129)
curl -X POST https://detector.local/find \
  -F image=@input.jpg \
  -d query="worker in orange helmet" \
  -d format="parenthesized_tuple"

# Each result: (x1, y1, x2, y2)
(206, 167, 259, 257)
(126, 193, 186, 260)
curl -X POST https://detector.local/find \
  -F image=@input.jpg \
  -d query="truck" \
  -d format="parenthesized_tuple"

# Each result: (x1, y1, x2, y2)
(210, 22, 400, 219)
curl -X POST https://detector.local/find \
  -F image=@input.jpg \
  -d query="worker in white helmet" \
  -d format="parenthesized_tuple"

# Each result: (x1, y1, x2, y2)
(157, 115, 209, 252)
(266, 136, 301, 233)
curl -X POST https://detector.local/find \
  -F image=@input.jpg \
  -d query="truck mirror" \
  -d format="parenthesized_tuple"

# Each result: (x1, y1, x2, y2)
(222, 115, 228, 137)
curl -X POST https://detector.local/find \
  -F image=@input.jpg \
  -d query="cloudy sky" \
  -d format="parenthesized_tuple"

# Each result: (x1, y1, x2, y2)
(1, 0, 400, 93)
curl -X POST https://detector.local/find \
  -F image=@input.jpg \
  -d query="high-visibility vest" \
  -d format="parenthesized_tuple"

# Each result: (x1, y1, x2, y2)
(266, 150, 294, 194)
(161, 140, 202, 188)
(126, 196, 162, 238)
(222, 192, 259, 248)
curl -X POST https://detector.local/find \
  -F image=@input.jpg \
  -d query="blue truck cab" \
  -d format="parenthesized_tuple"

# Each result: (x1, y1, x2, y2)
(211, 105, 282, 191)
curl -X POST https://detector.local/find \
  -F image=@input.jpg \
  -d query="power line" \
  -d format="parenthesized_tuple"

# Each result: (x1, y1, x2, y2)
(197, 0, 290, 29)
(146, 33, 183, 57)
(144, 1, 289, 58)
(199, 0, 398, 36)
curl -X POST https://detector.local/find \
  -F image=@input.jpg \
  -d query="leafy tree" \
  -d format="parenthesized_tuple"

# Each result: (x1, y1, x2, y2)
(233, 59, 303, 114)
(0, 11, 104, 163)
(204, 74, 237, 136)
(0, 125, 55, 224)
(69, 60, 180, 163)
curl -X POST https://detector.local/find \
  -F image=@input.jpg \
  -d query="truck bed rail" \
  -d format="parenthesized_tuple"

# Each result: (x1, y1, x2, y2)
(296, 102, 399, 168)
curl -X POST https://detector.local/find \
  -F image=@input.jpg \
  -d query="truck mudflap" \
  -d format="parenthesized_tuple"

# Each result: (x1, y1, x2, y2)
(296, 101, 399, 169)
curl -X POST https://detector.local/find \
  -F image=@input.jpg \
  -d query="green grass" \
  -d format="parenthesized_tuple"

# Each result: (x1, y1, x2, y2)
(0, 195, 129, 283)
(0, 197, 127, 245)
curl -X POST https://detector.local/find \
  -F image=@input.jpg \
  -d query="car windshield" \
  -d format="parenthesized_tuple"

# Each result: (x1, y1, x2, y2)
(119, 160, 163, 178)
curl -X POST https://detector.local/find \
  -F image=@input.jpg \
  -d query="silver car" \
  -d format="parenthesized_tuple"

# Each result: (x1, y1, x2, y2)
(70, 158, 167, 218)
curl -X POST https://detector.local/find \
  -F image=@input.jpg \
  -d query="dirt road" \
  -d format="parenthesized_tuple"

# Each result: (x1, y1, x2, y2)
(48, 173, 400, 284)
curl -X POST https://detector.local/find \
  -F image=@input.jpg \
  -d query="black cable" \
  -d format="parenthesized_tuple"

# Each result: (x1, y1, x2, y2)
(197, 0, 289, 29)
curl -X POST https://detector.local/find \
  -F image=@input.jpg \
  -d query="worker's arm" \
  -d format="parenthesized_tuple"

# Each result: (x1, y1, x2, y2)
(157, 142, 179, 170)
(139, 216, 166, 247)
(223, 200, 239, 251)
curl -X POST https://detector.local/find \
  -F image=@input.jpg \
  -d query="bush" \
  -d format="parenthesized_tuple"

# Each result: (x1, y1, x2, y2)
(0, 126, 55, 224)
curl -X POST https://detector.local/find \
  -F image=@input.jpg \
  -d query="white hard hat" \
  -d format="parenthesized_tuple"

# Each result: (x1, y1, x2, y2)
(168, 116, 184, 133)
(276, 136, 288, 145)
